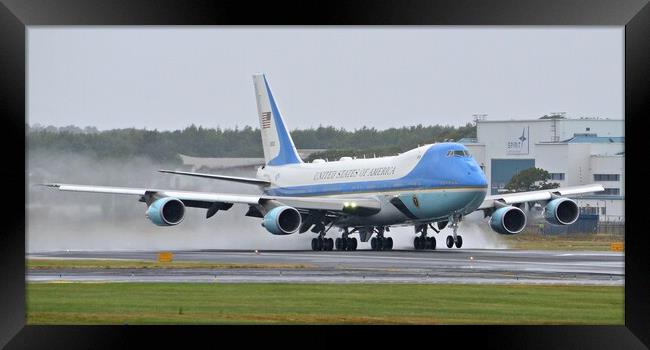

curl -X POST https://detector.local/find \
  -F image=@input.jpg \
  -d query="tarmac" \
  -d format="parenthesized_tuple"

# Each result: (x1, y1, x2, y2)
(27, 249, 624, 286)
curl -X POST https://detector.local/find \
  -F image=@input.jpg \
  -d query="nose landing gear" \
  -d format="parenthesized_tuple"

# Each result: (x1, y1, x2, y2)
(445, 215, 463, 249)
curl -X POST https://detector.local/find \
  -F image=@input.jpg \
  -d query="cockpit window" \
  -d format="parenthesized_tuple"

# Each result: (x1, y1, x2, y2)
(447, 150, 470, 157)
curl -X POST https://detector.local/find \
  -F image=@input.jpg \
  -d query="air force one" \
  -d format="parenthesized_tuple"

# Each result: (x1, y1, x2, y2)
(42, 74, 604, 251)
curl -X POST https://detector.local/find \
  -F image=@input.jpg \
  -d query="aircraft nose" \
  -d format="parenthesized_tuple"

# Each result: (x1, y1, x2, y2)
(463, 160, 488, 187)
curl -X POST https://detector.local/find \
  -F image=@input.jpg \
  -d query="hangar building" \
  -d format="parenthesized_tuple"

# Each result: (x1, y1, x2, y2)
(460, 115, 624, 224)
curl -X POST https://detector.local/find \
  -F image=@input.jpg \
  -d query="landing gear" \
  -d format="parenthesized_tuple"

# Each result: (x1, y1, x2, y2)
(335, 228, 357, 251)
(371, 236, 393, 251)
(414, 224, 437, 250)
(311, 222, 336, 251)
(335, 237, 358, 251)
(445, 235, 463, 248)
(445, 214, 463, 249)
(445, 235, 454, 248)
(371, 227, 393, 251)
(311, 237, 334, 251)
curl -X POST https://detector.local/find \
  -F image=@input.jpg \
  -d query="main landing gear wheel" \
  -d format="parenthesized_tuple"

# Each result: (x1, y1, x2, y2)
(371, 226, 393, 251)
(414, 236, 436, 250)
(385, 237, 393, 250)
(336, 237, 358, 251)
(371, 236, 393, 251)
(428, 236, 436, 250)
(312, 237, 334, 251)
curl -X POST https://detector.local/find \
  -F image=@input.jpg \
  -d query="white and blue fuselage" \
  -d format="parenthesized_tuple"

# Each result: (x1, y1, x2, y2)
(257, 143, 488, 228)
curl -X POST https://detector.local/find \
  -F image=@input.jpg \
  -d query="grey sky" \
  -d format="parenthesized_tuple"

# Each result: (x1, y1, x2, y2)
(28, 27, 623, 131)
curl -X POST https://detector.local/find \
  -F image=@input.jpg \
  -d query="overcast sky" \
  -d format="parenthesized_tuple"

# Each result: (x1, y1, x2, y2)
(27, 27, 623, 131)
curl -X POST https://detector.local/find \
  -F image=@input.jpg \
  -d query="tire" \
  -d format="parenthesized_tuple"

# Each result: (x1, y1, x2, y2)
(311, 238, 317, 251)
(335, 238, 341, 250)
(316, 238, 323, 251)
(414, 236, 421, 250)
(430, 236, 437, 250)
(446, 235, 454, 248)
(455, 235, 463, 249)
(424, 237, 432, 249)
(385, 237, 393, 250)
(350, 238, 357, 251)
(377, 237, 383, 251)
(371, 237, 377, 251)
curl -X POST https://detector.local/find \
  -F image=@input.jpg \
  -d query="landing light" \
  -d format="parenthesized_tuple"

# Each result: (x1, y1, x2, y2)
(343, 202, 357, 211)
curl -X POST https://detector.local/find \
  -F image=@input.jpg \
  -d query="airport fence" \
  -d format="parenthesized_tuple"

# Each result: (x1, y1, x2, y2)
(530, 215, 625, 235)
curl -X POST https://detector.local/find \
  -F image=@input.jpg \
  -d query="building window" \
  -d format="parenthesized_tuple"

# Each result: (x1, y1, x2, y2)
(594, 174, 620, 181)
(586, 127, 590, 131)
(580, 206, 598, 215)
(549, 173, 565, 180)
(602, 188, 620, 195)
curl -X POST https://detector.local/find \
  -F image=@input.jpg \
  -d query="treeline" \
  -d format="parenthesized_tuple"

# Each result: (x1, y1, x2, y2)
(27, 123, 476, 163)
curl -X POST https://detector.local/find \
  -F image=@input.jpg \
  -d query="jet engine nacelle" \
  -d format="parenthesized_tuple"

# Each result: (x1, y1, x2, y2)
(262, 206, 302, 235)
(145, 197, 185, 226)
(489, 206, 527, 235)
(544, 198, 579, 225)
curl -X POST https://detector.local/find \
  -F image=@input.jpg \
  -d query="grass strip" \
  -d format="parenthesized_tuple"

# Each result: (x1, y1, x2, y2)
(27, 259, 314, 270)
(27, 282, 624, 325)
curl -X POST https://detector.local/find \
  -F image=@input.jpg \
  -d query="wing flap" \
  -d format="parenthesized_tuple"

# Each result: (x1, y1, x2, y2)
(158, 170, 271, 186)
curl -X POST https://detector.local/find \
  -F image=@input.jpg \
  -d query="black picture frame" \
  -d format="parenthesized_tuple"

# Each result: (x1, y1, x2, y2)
(2, 0, 648, 348)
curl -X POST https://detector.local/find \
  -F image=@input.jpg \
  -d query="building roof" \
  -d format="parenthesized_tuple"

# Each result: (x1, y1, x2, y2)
(457, 137, 478, 144)
(561, 133, 624, 143)
(477, 117, 622, 124)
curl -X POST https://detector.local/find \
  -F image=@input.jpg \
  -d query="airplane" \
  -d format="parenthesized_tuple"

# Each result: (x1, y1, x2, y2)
(41, 74, 605, 251)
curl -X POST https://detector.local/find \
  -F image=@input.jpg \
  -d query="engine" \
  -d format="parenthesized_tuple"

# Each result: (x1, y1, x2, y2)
(489, 206, 527, 235)
(544, 198, 579, 225)
(145, 197, 186, 226)
(262, 206, 302, 235)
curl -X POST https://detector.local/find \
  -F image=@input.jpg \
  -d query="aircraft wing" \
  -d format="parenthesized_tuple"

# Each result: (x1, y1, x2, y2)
(40, 183, 381, 215)
(477, 184, 604, 210)
(158, 169, 271, 186)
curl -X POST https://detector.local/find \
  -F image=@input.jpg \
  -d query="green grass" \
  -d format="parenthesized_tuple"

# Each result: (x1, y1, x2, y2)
(27, 283, 624, 325)
(501, 232, 624, 251)
(27, 259, 314, 270)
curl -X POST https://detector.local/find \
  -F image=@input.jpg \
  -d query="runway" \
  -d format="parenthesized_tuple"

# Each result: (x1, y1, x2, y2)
(27, 249, 624, 286)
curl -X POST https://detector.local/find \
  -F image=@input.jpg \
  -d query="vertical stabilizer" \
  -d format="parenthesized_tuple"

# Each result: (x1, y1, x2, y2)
(253, 74, 303, 166)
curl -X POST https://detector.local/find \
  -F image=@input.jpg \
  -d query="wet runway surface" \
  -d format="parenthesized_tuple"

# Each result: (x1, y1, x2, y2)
(27, 249, 624, 286)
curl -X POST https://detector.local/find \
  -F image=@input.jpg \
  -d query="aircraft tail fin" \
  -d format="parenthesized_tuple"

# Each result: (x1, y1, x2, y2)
(252, 74, 303, 166)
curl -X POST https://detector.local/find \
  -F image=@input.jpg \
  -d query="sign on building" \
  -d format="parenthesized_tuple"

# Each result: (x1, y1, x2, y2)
(506, 126, 530, 155)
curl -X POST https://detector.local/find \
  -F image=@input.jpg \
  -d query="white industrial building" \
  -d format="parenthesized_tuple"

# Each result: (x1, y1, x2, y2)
(460, 116, 624, 223)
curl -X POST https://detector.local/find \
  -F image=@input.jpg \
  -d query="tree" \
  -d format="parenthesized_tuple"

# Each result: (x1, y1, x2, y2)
(505, 167, 560, 192)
